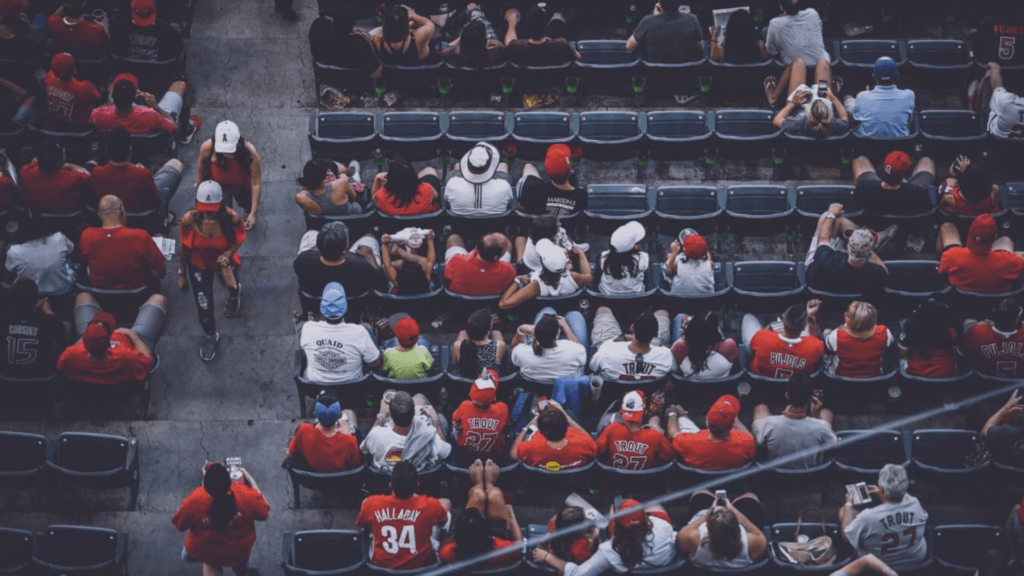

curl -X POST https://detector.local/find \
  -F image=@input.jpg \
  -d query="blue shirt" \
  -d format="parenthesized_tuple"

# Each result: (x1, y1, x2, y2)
(848, 85, 915, 138)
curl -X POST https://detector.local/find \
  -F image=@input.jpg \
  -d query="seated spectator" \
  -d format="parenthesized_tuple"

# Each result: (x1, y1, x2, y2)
(381, 229, 435, 295)
(299, 282, 379, 382)
(805, 204, 890, 294)
(381, 317, 434, 380)
(542, 506, 599, 565)
(295, 158, 363, 216)
(511, 402, 596, 470)
(830, 555, 900, 576)
(196, 121, 263, 229)
(983, 390, 1024, 467)
(664, 230, 714, 297)
(440, 460, 521, 568)
(517, 144, 586, 216)
(92, 129, 183, 213)
(590, 308, 675, 381)
(510, 311, 588, 381)
(960, 298, 1024, 379)
(677, 490, 767, 568)
(285, 393, 362, 473)
(625, 0, 702, 63)
(843, 58, 915, 138)
(596, 390, 675, 470)
(373, 4, 437, 65)
(44, 53, 100, 126)
(0, 278, 64, 379)
(453, 309, 507, 377)
(515, 214, 588, 273)
(898, 300, 959, 379)
(355, 461, 451, 569)
(971, 1, 1024, 66)
(534, 499, 677, 573)
(58, 292, 166, 385)
(769, 59, 849, 138)
(598, 221, 649, 296)
(0, 1, 42, 64)
(294, 222, 385, 300)
(752, 375, 836, 468)
(309, 5, 381, 77)
(939, 214, 1024, 293)
(667, 396, 755, 470)
(443, 232, 516, 297)
(47, 0, 109, 59)
(853, 151, 935, 216)
(90, 74, 197, 141)
(939, 155, 1001, 216)
(443, 143, 513, 216)
(824, 301, 893, 377)
(709, 9, 766, 64)
(977, 63, 1024, 139)
(765, 0, 829, 66)
(18, 140, 90, 214)
(78, 195, 164, 290)
(0, 73, 34, 128)
(742, 301, 824, 379)
(452, 370, 510, 461)
(112, 0, 183, 60)
(503, 6, 576, 67)
(372, 156, 439, 216)
(839, 464, 929, 569)
(4, 214, 75, 296)
(499, 240, 590, 309)
(671, 310, 738, 381)
(441, 9, 506, 67)
(361, 390, 451, 471)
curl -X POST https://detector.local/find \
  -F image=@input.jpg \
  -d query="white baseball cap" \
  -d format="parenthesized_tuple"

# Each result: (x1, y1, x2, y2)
(196, 180, 223, 211)
(536, 238, 568, 273)
(610, 221, 645, 253)
(214, 120, 240, 154)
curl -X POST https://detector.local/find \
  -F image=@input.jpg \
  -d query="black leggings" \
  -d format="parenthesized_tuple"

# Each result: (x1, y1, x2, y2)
(187, 264, 238, 336)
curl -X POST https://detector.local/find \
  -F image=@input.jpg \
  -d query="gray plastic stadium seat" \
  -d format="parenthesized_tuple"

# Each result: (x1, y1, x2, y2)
(884, 261, 949, 300)
(725, 185, 793, 223)
(0, 527, 32, 575)
(834, 430, 908, 476)
(510, 112, 575, 160)
(911, 429, 990, 476)
(0, 431, 46, 490)
(794, 185, 862, 224)
(933, 525, 1008, 573)
(731, 261, 804, 300)
(654, 186, 722, 227)
(380, 111, 443, 161)
(583, 184, 652, 226)
(308, 111, 377, 159)
(45, 432, 141, 510)
(577, 111, 644, 161)
(31, 525, 126, 575)
(907, 39, 973, 85)
(283, 530, 367, 576)
(645, 111, 712, 160)
(444, 111, 509, 155)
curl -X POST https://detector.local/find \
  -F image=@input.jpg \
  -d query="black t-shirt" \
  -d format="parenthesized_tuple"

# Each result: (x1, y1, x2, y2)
(518, 174, 586, 216)
(112, 19, 184, 61)
(854, 173, 933, 216)
(309, 19, 379, 73)
(631, 11, 703, 63)
(987, 424, 1024, 467)
(0, 311, 65, 379)
(805, 245, 887, 294)
(506, 38, 574, 67)
(974, 17, 1024, 66)
(293, 249, 385, 298)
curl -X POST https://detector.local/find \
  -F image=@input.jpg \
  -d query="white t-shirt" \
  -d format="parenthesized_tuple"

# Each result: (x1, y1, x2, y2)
(765, 8, 830, 66)
(668, 258, 715, 296)
(443, 176, 513, 216)
(529, 270, 580, 296)
(751, 414, 837, 468)
(564, 516, 677, 576)
(844, 495, 929, 569)
(511, 340, 588, 381)
(599, 251, 650, 295)
(300, 321, 380, 382)
(359, 420, 452, 470)
(677, 352, 735, 380)
(590, 341, 676, 381)
(988, 86, 1024, 138)
(5, 232, 76, 295)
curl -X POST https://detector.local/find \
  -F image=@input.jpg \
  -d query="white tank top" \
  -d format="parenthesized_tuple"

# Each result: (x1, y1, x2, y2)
(690, 519, 752, 569)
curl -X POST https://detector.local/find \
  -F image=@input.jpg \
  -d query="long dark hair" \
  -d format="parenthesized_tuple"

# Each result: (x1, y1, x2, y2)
(722, 9, 762, 64)
(208, 135, 253, 177)
(612, 517, 653, 569)
(396, 263, 431, 295)
(459, 309, 492, 376)
(459, 20, 488, 68)
(685, 310, 724, 375)
(538, 267, 563, 290)
(383, 156, 420, 209)
(706, 509, 743, 560)
(902, 300, 956, 360)
(532, 315, 559, 356)
(452, 508, 493, 559)
(603, 248, 640, 280)
(203, 464, 237, 531)
(529, 214, 559, 243)
(191, 204, 237, 246)
(550, 506, 589, 560)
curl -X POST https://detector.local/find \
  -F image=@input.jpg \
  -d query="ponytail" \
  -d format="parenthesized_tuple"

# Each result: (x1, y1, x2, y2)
(203, 463, 237, 531)
(532, 316, 560, 358)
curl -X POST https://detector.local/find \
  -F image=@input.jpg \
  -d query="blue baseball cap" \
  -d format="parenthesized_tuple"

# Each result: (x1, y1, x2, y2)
(873, 57, 898, 81)
(320, 282, 347, 319)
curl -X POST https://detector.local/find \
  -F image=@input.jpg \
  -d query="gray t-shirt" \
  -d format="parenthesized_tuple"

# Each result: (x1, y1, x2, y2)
(781, 114, 849, 137)
(631, 11, 703, 63)
(844, 495, 929, 569)
(765, 8, 830, 65)
(752, 414, 837, 469)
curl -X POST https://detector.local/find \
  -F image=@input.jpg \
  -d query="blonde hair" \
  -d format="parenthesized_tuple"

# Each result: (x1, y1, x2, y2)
(845, 301, 878, 335)
(807, 99, 833, 139)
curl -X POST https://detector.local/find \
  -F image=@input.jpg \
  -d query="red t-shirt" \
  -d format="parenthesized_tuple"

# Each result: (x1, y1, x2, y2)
(90, 103, 176, 134)
(748, 329, 824, 379)
(79, 226, 163, 290)
(516, 428, 597, 471)
(444, 250, 516, 296)
(374, 182, 437, 216)
(438, 538, 517, 569)
(452, 400, 509, 459)
(355, 494, 449, 570)
(940, 246, 1024, 293)
(546, 519, 594, 564)
(0, 174, 15, 211)
(179, 215, 248, 269)
(171, 484, 270, 568)
(949, 186, 998, 216)
(961, 321, 1024, 378)
(672, 429, 755, 470)
(18, 160, 90, 213)
(899, 327, 957, 379)
(825, 325, 893, 378)
(46, 14, 109, 59)
(287, 422, 362, 473)
(209, 155, 253, 200)
(56, 332, 154, 385)
(595, 422, 675, 469)
(90, 162, 160, 212)
(45, 72, 101, 125)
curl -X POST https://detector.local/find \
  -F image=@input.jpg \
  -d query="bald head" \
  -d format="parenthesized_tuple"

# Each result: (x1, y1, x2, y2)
(98, 195, 126, 226)
(478, 233, 506, 262)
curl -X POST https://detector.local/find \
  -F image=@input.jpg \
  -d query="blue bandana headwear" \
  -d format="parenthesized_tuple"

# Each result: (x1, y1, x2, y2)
(315, 399, 342, 427)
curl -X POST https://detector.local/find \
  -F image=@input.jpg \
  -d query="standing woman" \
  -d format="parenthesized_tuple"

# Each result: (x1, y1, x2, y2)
(172, 463, 269, 576)
(179, 182, 247, 362)
(196, 121, 263, 230)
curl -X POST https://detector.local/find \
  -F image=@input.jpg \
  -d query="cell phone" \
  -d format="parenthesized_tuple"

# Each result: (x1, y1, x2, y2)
(846, 482, 871, 505)
(817, 80, 828, 98)
(714, 490, 727, 507)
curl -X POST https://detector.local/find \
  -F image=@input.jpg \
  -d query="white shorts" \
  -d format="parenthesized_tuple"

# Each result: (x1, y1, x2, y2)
(158, 91, 184, 120)
(591, 312, 670, 348)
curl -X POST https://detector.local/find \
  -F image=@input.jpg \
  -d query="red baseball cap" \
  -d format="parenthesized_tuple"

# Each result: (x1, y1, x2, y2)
(131, 0, 156, 26)
(620, 390, 645, 423)
(82, 312, 116, 357)
(470, 369, 498, 406)
(544, 144, 572, 179)
(113, 72, 140, 91)
(967, 213, 998, 255)
(616, 499, 646, 529)
(880, 151, 912, 185)
(683, 234, 708, 260)
(706, 394, 740, 430)
(50, 53, 76, 77)
(392, 317, 420, 347)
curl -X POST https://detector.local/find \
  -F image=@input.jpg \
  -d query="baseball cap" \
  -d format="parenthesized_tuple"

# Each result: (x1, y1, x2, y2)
(873, 56, 899, 82)
(113, 73, 140, 91)
(879, 150, 912, 185)
(620, 390, 645, 423)
(214, 120, 240, 154)
(967, 213, 998, 255)
(131, 0, 156, 26)
(610, 221, 645, 253)
(196, 180, 223, 212)
(320, 282, 347, 320)
(536, 238, 567, 273)
(847, 229, 874, 263)
(393, 317, 420, 347)
(544, 143, 572, 179)
(470, 368, 498, 405)
(683, 233, 708, 260)
(616, 499, 646, 529)
(50, 53, 75, 77)
(82, 312, 116, 357)
(706, 394, 740, 430)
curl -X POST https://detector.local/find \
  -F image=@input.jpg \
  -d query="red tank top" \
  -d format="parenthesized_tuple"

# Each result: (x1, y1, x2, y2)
(179, 215, 247, 270)
(950, 186, 997, 216)
(209, 154, 252, 199)
(829, 325, 892, 378)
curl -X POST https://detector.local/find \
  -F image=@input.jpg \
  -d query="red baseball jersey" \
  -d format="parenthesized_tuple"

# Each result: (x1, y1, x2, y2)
(452, 400, 509, 459)
(516, 428, 596, 471)
(825, 325, 893, 378)
(355, 494, 449, 570)
(961, 322, 1024, 378)
(595, 422, 675, 470)
(748, 329, 824, 378)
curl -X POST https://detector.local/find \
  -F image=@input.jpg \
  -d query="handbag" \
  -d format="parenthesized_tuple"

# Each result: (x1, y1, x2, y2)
(771, 508, 838, 567)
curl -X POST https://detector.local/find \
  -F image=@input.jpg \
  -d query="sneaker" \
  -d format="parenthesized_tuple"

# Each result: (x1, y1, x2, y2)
(224, 284, 242, 317)
(873, 225, 899, 252)
(180, 115, 201, 145)
(200, 332, 219, 362)
(348, 160, 362, 184)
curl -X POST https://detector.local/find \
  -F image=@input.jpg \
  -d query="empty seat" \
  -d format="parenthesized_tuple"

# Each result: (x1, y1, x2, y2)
(444, 60, 507, 97)
(1003, 182, 1024, 219)
(379, 111, 444, 161)
(712, 109, 782, 157)
(794, 185, 862, 224)
(645, 111, 712, 160)
(583, 184, 652, 226)
(933, 525, 1008, 573)
(576, 111, 644, 161)
(31, 525, 126, 575)
(573, 40, 640, 86)
(834, 430, 908, 476)
(732, 261, 804, 301)
(283, 530, 367, 576)
(884, 260, 949, 299)
(286, 463, 366, 508)
(919, 110, 986, 156)
(724, 185, 793, 223)
(46, 433, 141, 510)
(308, 111, 377, 159)
(312, 59, 373, 97)
(510, 60, 572, 93)
(641, 57, 706, 94)
(654, 186, 722, 227)
(707, 58, 775, 93)
(510, 112, 575, 160)
(911, 429, 990, 475)
(0, 431, 46, 490)
(444, 111, 509, 155)
(836, 39, 906, 75)
(381, 59, 445, 95)
(0, 527, 32, 575)
(907, 39, 973, 84)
